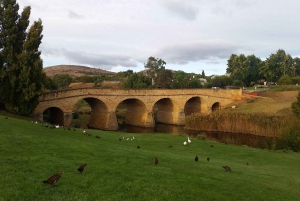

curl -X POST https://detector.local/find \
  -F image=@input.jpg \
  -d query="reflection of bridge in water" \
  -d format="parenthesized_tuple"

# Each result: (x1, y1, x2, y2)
(33, 88, 242, 131)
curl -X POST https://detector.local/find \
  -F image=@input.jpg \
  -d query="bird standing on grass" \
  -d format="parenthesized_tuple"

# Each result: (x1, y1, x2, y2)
(207, 157, 210, 162)
(43, 170, 64, 186)
(154, 157, 158, 165)
(188, 137, 191, 143)
(78, 164, 87, 174)
(183, 141, 187, 145)
(195, 155, 198, 161)
(222, 166, 232, 172)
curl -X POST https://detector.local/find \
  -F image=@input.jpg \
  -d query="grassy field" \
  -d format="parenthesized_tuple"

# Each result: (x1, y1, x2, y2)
(0, 115, 300, 201)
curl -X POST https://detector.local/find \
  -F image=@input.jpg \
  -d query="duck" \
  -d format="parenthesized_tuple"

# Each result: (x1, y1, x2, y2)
(188, 137, 191, 143)
(43, 170, 64, 186)
(222, 166, 232, 172)
(183, 141, 187, 145)
(78, 164, 87, 174)
(154, 157, 158, 165)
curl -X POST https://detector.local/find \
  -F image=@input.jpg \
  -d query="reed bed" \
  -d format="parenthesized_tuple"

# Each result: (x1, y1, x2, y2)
(185, 112, 286, 138)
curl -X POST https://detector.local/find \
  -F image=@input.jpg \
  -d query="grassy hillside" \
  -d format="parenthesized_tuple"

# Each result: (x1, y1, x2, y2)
(0, 115, 299, 201)
(43, 65, 116, 78)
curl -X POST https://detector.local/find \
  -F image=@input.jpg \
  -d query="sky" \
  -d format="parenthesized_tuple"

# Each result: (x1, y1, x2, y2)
(16, 0, 300, 76)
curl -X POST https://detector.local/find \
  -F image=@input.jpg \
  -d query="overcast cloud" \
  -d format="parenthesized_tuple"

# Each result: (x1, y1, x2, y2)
(16, 0, 300, 75)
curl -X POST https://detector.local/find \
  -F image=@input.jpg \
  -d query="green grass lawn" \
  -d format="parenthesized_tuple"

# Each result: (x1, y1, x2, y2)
(0, 115, 299, 201)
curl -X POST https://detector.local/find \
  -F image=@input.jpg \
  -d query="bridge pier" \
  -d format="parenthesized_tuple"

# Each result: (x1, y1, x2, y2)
(64, 112, 73, 128)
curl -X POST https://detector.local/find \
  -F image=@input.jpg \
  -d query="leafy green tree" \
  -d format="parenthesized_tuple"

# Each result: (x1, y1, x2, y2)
(52, 74, 73, 89)
(227, 54, 261, 86)
(0, 0, 46, 115)
(260, 49, 287, 83)
(156, 68, 173, 88)
(144, 56, 166, 86)
(123, 72, 151, 89)
(291, 92, 300, 118)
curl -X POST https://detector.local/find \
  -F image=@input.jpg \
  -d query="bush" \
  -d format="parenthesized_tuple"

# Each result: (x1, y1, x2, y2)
(276, 128, 300, 152)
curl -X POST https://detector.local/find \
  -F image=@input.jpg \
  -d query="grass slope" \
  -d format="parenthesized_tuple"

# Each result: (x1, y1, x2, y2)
(0, 115, 299, 201)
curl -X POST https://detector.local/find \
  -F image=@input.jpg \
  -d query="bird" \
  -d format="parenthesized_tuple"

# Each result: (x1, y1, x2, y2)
(183, 141, 187, 145)
(95, 136, 100, 139)
(246, 162, 249, 165)
(43, 170, 64, 186)
(154, 157, 158, 165)
(207, 157, 210, 162)
(78, 164, 87, 174)
(119, 138, 122, 141)
(137, 146, 140, 149)
(195, 155, 198, 161)
(188, 137, 191, 143)
(222, 166, 232, 172)
(169, 145, 172, 148)
(211, 145, 214, 147)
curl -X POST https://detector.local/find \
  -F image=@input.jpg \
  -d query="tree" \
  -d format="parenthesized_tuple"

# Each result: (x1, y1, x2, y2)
(0, 0, 46, 115)
(144, 56, 167, 86)
(123, 72, 151, 89)
(291, 92, 300, 118)
(52, 74, 73, 89)
(201, 70, 205, 78)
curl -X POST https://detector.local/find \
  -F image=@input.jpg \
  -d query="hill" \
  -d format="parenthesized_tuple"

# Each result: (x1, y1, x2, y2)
(43, 65, 116, 78)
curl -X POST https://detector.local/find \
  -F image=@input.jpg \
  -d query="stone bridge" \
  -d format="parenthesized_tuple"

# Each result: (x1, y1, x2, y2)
(33, 88, 242, 131)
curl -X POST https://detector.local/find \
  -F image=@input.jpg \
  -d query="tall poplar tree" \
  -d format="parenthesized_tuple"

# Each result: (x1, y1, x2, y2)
(0, 0, 45, 115)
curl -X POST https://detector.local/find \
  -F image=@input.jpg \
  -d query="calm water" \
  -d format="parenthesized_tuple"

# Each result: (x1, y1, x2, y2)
(118, 123, 277, 148)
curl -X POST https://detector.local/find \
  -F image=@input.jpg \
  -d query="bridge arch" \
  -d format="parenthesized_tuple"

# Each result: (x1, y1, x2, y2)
(153, 98, 184, 125)
(184, 97, 202, 116)
(212, 102, 221, 112)
(116, 98, 149, 127)
(43, 107, 64, 126)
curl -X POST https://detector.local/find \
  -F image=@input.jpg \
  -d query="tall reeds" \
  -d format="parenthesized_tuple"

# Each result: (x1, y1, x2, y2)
(185, 111, 286, 138)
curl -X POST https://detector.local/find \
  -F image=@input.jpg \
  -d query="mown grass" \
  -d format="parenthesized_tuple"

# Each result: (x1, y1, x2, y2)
(1, 115, 300, 201)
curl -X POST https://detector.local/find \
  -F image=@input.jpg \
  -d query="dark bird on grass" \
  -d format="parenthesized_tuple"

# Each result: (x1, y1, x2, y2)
(169, 145, 172, 148)
(211, 145, 214, 147)
(195, 155, 198, 161)
(96, 136, 100, 139)
(119, 138, 122, 141)
(222, 166, 232, 172)
(43, 170, 64, 186)
(78, 164, 87, 174)
(137, 146, 140, 149)
(207, 157, 210, 162)
(247, 162, 249, 165)
(154, 157, 158, 165)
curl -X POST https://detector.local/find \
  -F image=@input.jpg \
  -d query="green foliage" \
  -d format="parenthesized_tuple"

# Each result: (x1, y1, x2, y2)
(277, 75, 292, 85)
(291, 92, 300, 118)
(0, 1, 46, 115)
(52, 74, 73, 89)
(170, 71, 202, 89)
(291, 76, 300, 85)
(276, 118, 300, 152)
(211, 75, 233, 88)
(123, 72, 151, 89)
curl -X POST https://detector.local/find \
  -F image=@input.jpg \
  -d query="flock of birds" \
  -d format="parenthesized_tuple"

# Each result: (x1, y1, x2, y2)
(15, 118, 237, 186)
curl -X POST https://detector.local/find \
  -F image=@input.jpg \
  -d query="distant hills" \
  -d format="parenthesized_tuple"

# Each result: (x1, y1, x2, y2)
(43, 65, 116, 78)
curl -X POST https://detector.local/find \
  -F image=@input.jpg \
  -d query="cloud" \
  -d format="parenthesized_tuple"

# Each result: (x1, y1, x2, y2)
(60, 49, 138, 70)
(67, 10, 85, 19)
(162, 0, 199, 20)
(157, 39, 241, 65)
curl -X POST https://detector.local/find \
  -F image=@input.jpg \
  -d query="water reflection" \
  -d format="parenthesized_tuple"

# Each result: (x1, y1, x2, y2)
(118, 123, 277, 148)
